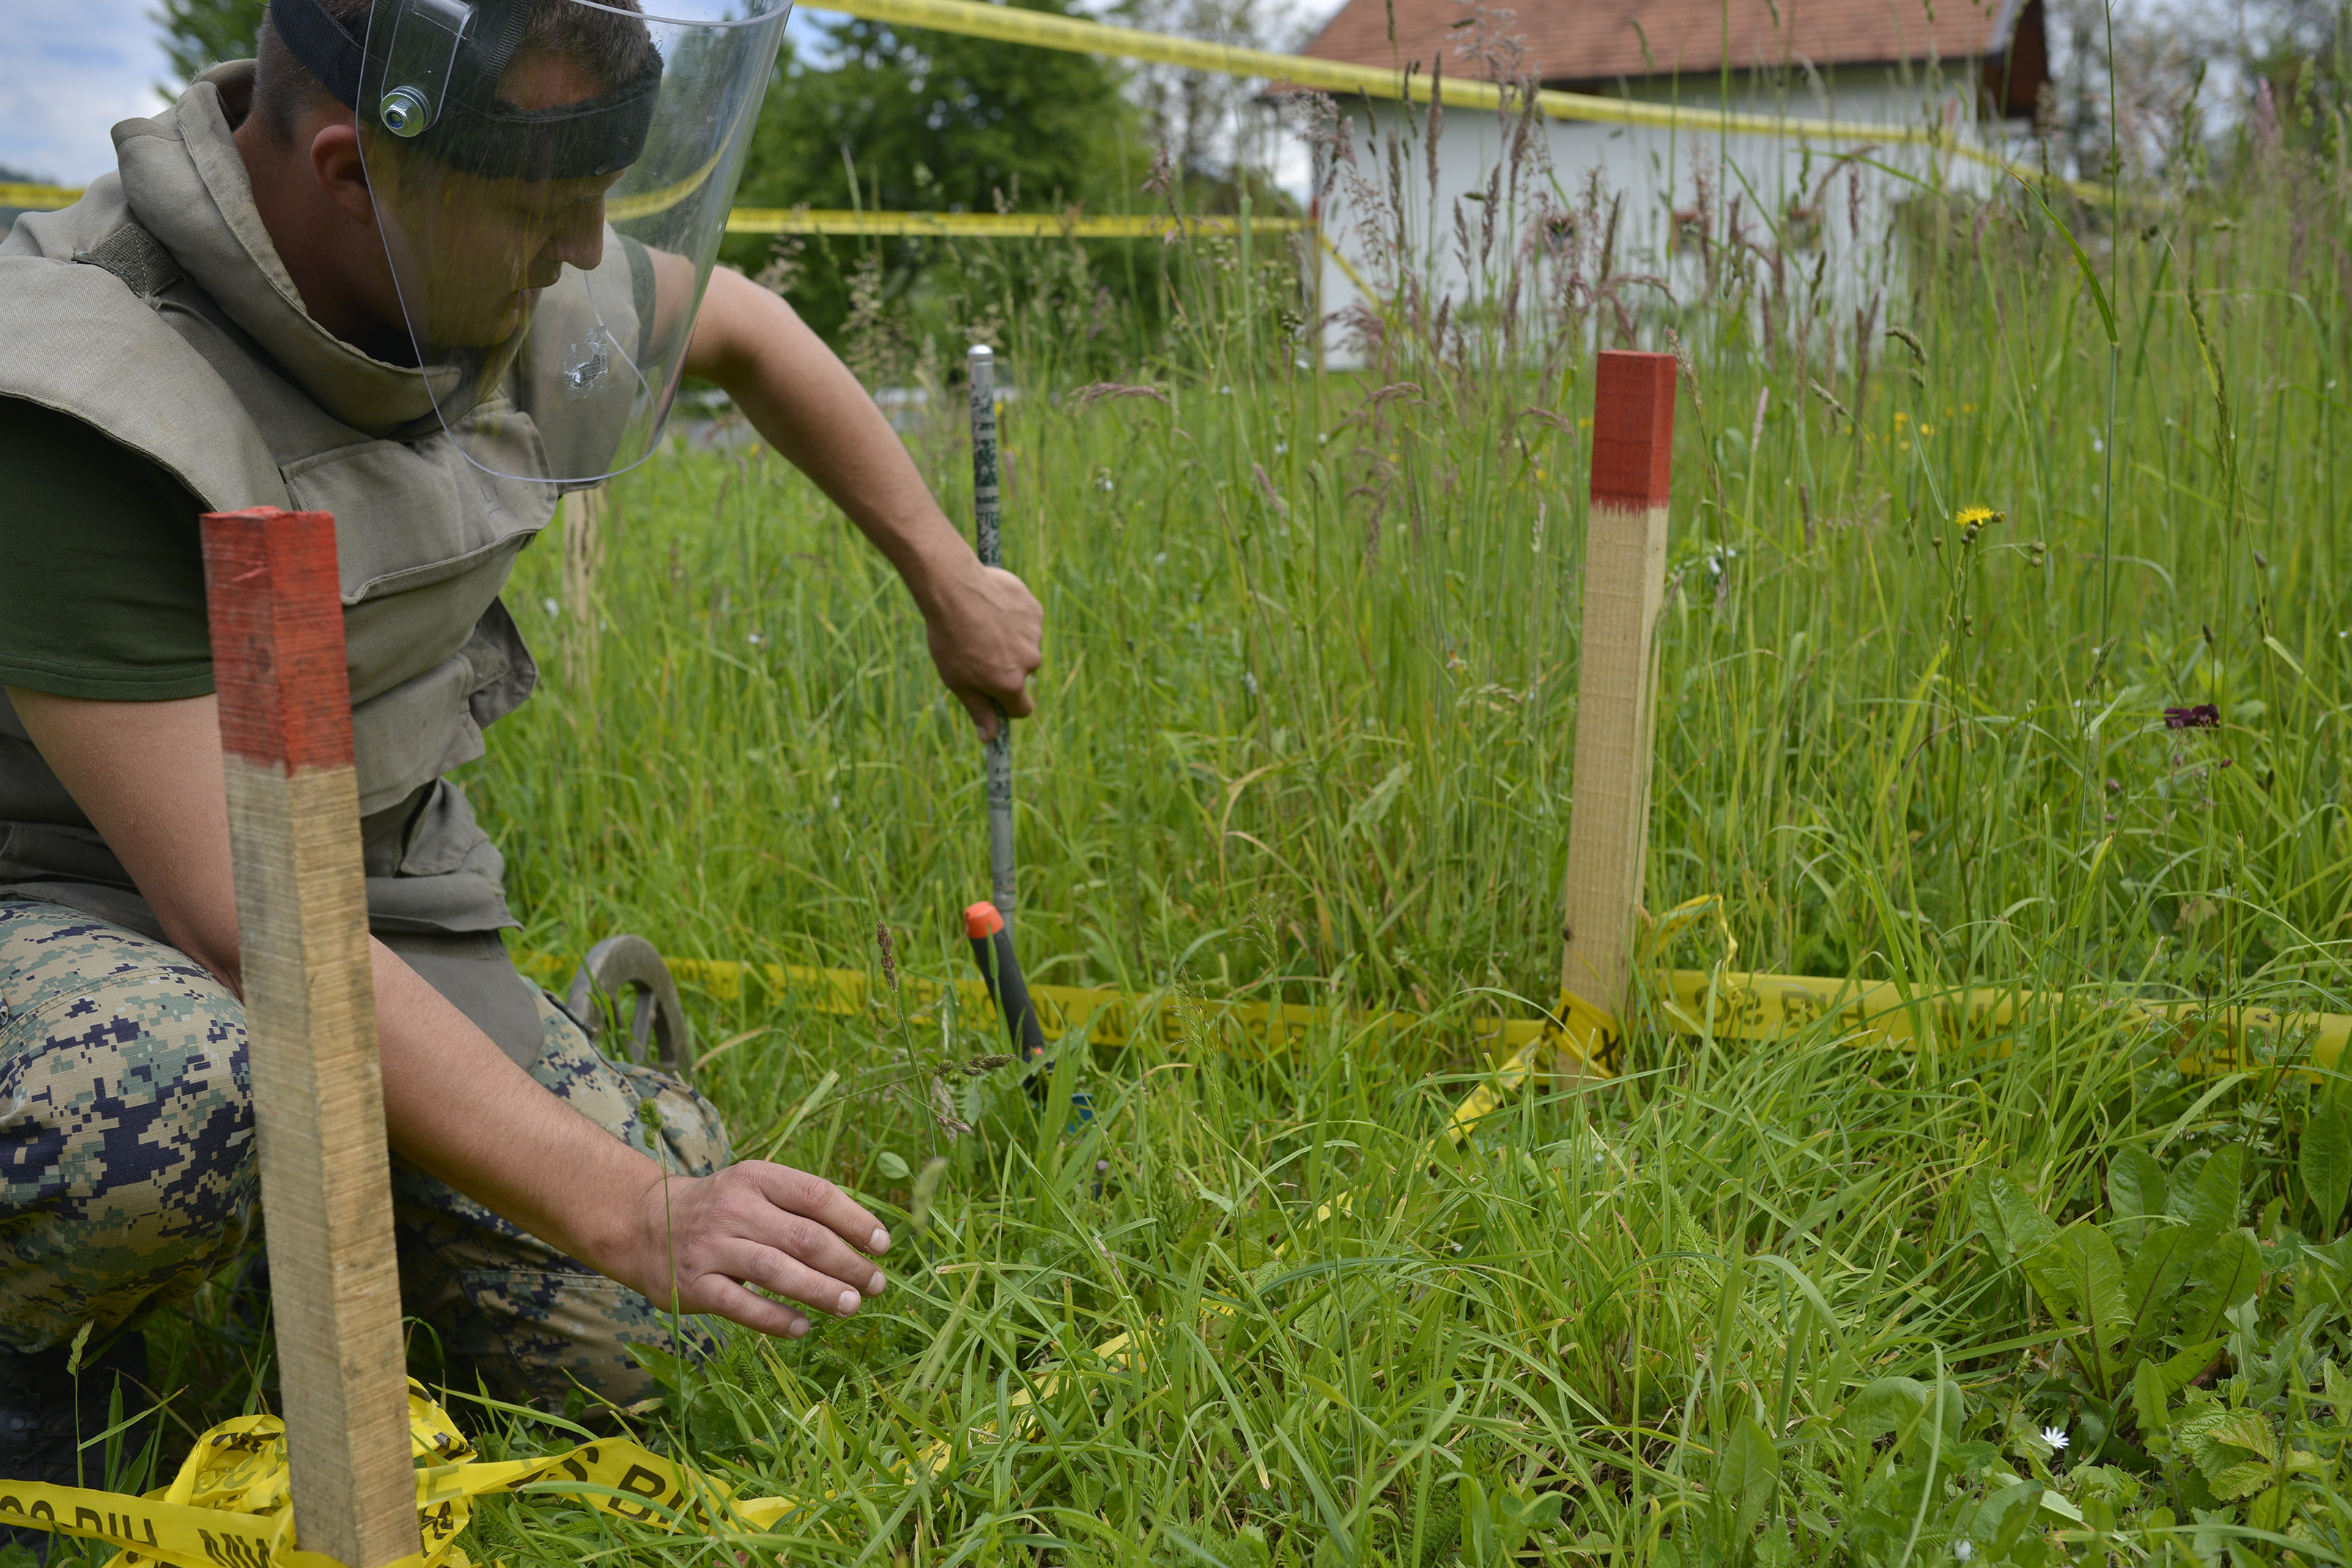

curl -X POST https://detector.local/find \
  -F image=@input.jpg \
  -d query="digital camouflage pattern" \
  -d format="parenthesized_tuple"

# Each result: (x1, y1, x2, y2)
(389, 991, 730, 1404)
(0, 901, 254, 1356)
(0, 898, 729, 1406)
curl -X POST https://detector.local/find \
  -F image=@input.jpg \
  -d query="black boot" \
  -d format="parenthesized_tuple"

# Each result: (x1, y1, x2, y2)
(0, 1334, 149, 1558)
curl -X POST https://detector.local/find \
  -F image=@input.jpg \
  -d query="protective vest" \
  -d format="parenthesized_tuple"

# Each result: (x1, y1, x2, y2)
(0, 62, 613, 1064)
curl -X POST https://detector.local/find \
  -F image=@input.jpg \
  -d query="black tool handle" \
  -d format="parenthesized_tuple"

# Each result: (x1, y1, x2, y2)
(965, 901, 1046, 1062)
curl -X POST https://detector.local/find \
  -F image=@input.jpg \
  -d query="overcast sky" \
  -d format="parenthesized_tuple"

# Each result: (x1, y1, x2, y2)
(0, 1, 177, 184)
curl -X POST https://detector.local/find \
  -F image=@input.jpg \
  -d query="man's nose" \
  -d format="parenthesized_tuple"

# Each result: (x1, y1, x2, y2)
(544, 200, 606, 273)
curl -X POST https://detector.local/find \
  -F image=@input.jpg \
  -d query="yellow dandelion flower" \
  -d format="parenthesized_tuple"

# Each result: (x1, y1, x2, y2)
(1951, 504, 2003, 550)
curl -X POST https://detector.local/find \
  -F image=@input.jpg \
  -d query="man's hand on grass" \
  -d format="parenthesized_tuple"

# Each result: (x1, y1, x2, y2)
(606, 1161, 891, 1337)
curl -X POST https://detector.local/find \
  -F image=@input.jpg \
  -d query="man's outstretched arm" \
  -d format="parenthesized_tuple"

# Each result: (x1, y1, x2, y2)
(9, 687, 890, 1341)
(681, 265, 1043, 740)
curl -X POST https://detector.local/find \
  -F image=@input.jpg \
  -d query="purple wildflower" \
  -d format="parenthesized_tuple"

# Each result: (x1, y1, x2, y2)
(2165, 703, 2221, 730)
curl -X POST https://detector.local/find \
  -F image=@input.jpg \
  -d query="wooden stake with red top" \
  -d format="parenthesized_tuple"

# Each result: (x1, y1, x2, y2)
(1556, 351, 1677, 1076)
(202, 507, 418, 1568)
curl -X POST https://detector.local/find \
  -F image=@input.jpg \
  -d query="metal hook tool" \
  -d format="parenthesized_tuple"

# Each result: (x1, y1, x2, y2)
(964, 346, 1046, 1067)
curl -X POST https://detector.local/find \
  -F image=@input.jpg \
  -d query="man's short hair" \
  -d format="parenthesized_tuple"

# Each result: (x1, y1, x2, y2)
(252, 0, 657, 146)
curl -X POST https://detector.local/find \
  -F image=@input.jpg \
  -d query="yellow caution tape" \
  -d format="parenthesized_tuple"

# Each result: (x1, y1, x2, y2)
(812, 0, 1907, 144)
(0, 1385, 801, 1568)
(1655, 968, 2352, 1071)
(0, 182, 85, 211)
(605, 147, 733, 225)
(519, 953, 1591, 1069)
(1443, 987, 1619, 1143)
(0, 182, 1306, 245)
(531, 935, 2351, 1107)
(1641, 892, 1725, 951)
(725, 208, 1309, 237)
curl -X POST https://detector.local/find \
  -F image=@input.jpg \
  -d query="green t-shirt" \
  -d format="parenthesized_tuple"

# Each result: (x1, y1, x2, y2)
(0, 399, 216, 700)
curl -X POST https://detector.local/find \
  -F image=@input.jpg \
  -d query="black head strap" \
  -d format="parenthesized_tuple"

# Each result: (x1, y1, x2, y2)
(430, 67, 662, 180)
(266, 0, 368, 108)
(265, 0, 660, 181)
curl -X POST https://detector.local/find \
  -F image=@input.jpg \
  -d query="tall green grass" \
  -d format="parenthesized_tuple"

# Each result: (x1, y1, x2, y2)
(497, 161, 2352, 1026)
(83, 115, 2352, 1568)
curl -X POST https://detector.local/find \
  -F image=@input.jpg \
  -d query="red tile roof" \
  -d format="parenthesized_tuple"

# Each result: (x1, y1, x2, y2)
(1299, 0, 2032, 88)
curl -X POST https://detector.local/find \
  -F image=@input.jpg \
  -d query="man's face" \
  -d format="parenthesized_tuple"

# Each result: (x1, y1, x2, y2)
(366, 52, 627, 349)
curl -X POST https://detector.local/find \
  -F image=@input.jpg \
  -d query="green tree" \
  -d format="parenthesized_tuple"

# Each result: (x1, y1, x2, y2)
(152, 0, 269, 89)
(724, 5, 1153, 349)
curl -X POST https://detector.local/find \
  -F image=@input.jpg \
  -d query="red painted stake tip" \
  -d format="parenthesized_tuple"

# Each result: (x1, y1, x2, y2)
(201, 507, 355, 774)
(1589, 350, 1677, 510)
(964, 901, 1006, 939)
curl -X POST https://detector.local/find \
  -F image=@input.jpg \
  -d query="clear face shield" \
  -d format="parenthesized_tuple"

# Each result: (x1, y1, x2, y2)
(275, 0, 788, 482)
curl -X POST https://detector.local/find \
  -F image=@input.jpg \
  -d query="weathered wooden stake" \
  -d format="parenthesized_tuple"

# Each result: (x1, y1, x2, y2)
(1557, 351, 1677, 1075)
(202, 508, 418, 1568)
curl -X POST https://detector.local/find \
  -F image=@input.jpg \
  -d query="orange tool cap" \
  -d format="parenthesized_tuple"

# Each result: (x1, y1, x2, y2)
(964, 901, 1006, 939)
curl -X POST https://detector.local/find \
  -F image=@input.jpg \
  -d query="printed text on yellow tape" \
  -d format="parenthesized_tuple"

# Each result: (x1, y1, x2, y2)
(0, 1386, 799, 1568)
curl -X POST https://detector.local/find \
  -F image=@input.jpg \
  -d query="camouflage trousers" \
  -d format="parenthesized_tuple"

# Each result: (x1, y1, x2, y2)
(0, 897, 730, 1406)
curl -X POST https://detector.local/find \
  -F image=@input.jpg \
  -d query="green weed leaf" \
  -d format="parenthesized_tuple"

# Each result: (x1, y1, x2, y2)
(2326, 1357, 2352, 1417)
(2249, 1484, 2296, 1532)
(1458, 1473, 1494, 1567)
(1716, 1413, 1781, 1544)
(2203, 1410, 2278, 1462)
(2177, 1229, 2262, 1342)
(1974, 1480, 2044, 1555)
(2132, 1357, 2170, 1438)
(2109, 1147, 2165, 1238)
(2156, 1337, 2225, 1392)
(2206, 1460, 2274, 1501)
(2302, 1106, 2351, 1234)
(1989, 1172, 2063, 1260)
(1848, 1376, 1928, 1443)
(1493, 1484, 1561, 1556)
(2018, 1238, 2079, 1324)
(2299, 1231, 2352, 1314)
(1969, 1180, 2009, 1259)
(2121, 1222, 2206, 1339)
(2061, 1223, 2132, 1347)
(877, 1150, 911, 1180)
(2040, 1222, 2131, 1396)
(2179, 1145, 2244, 1236)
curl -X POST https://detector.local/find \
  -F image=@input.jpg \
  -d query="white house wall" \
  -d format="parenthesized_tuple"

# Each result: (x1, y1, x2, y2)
(1308, 65, 2004, 366)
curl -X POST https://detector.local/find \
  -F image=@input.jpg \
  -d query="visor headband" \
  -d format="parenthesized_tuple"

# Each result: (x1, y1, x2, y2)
(265, 0, 663, 181)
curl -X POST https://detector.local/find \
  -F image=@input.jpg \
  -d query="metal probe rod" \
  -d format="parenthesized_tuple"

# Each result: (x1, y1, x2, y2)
(968, 345, 1016, 931)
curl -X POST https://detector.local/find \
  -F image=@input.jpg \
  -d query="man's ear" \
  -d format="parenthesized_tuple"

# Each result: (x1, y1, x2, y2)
(308, 122, 375, 227)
